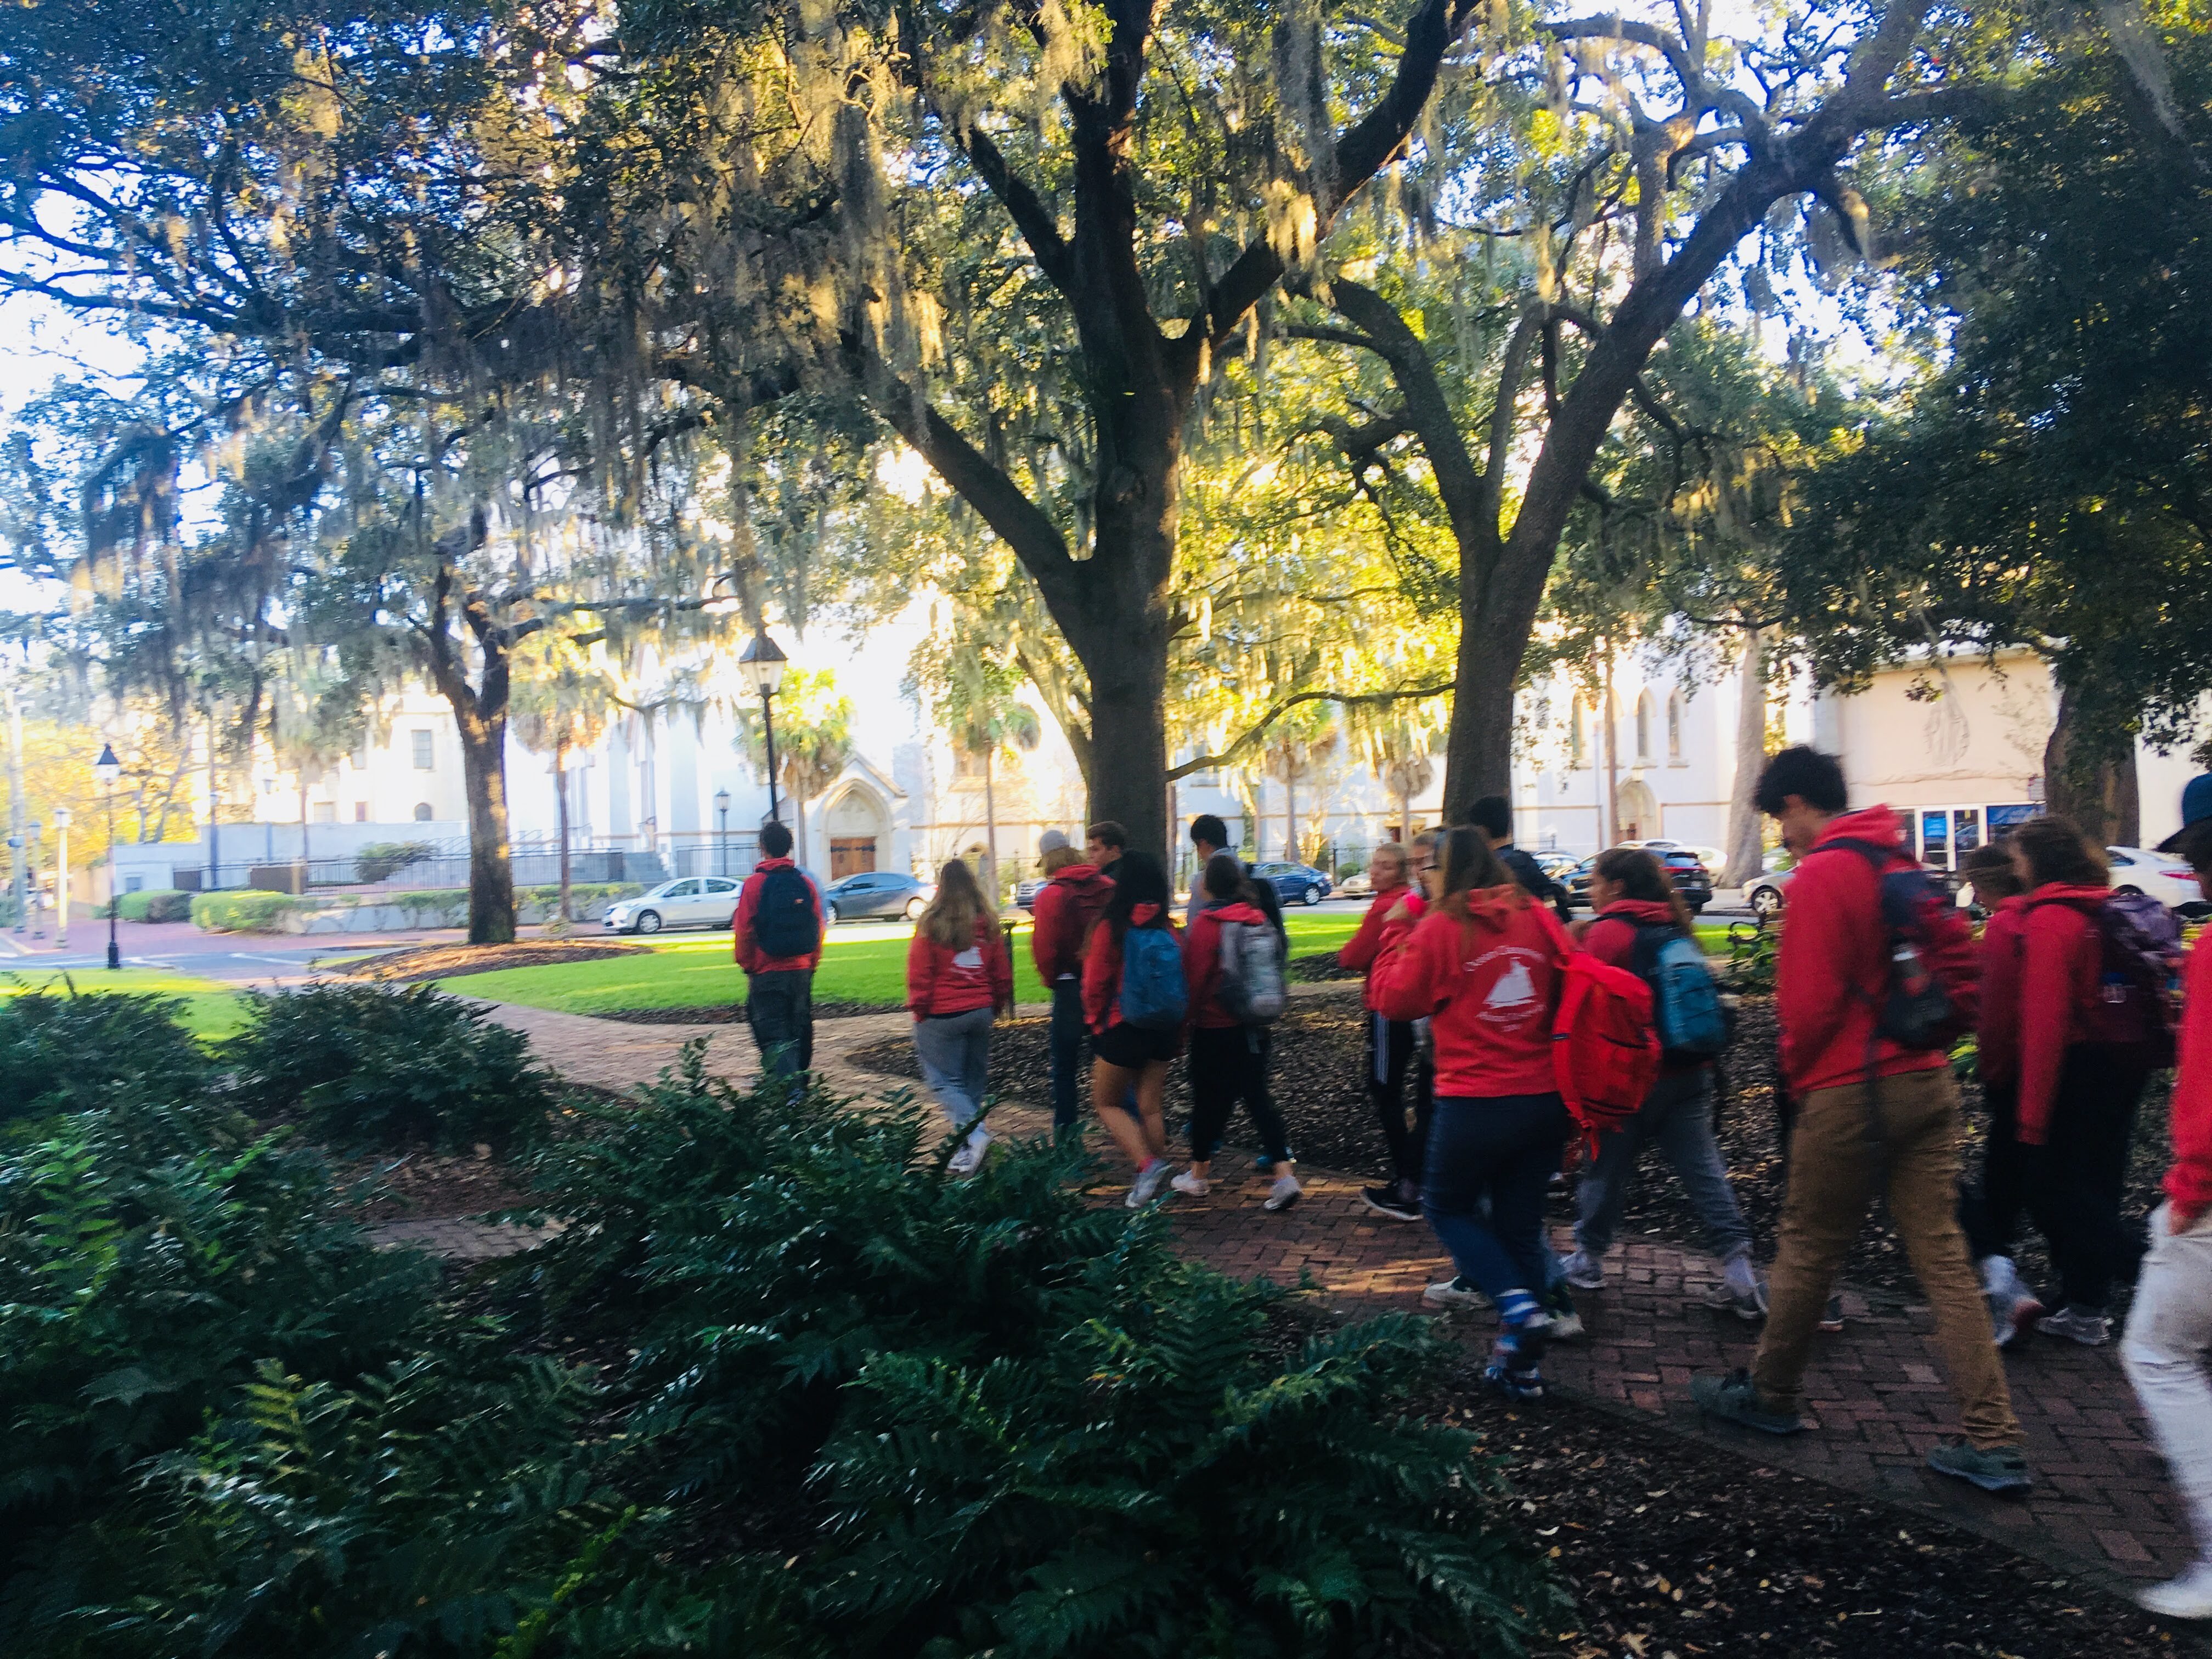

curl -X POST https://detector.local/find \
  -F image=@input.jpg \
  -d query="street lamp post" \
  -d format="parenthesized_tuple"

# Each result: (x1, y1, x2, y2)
(52, 808, 70, 950)
(95, 744, 122, 969)
(738, 629, 789, 826)
(26, 821, 41, 940)
(714, 788, 731, 876)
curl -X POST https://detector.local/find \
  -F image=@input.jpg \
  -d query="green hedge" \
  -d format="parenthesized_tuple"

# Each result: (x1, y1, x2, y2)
(115, 887, 194, 923)
(520, 881, 644, 907)
(188, 890, 295, 932)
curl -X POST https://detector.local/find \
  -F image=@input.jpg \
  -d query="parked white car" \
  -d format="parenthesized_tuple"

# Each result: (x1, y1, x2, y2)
(2106, 846, 2209, 918)
(1741, 854, 1795, 919)
(602, 876, 743, 934)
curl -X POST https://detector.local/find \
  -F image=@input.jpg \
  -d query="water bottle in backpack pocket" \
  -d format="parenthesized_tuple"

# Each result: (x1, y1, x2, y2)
(1118, 927, 1190, 1030)
(1825, 840, 1977, 1049)
(1629, 923, 1733, 1063)
(1216, 919, 1286, 1024)
(2030, 890, 2179, 1066)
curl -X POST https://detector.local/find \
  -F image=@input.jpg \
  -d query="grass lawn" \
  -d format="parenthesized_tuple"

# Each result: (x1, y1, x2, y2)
(439, 909, 1374, 1017)
(1, 966, 250, 1041)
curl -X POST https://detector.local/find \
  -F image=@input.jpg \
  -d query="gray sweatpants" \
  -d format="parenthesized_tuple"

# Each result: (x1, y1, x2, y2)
(913, 1005, 995, 1134)
(2123, 1204, 2212, 1565)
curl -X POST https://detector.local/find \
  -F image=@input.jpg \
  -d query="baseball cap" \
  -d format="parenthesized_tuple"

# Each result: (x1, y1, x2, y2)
(1037, 828, 1071, 859)
(2154, 773, 2212, 856)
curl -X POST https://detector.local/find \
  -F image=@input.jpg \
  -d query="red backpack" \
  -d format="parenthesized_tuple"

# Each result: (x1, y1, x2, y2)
(1533, 907, 1662, 1156)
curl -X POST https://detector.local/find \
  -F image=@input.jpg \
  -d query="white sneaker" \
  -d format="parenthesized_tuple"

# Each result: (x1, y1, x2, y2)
(1422, 1276, 1492, 1312)
(1170, 1170, 1211, 1198)
(2038, 1305, 2111, 1346)
(2138, 1561, 2212, 1620)
(1560, 1249, 1606, 1291)
(1263, 1173, 1303, 1212)
(947, 1128, 992, 1176)
(1127, 1160, 1170, 1207)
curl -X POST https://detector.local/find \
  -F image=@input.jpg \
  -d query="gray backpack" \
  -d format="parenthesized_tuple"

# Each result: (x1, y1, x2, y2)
(1217, 919, 1287, 1024)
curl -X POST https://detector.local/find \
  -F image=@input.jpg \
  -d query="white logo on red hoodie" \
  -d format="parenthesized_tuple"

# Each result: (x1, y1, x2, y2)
(1467, 944, 1547, 1028)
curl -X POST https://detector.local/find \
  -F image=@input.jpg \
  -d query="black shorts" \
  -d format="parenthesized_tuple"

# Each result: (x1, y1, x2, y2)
(1092, 1021, 1183, 1070)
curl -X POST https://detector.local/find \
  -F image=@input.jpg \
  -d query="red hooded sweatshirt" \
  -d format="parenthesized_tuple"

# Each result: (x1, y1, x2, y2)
(1977, 883, 2108, 1145)
(907, 916, 1014, 1019)
(1775, 804, 1976, 1098)
(2166, 925, 2212, 1229)
(1182, 900, 1274, 1029)
(1082, 904, 1176, 1035)
(1369, 884, 1562, 1098)
(1581, 898, 1709, 1075)
(1339, 880, 1427, 1013)
(733, 857, 824, 975)
(1031, 864, 1115, 984)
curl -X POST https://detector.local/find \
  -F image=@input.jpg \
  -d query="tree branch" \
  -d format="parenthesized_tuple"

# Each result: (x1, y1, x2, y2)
(956, 123, 1077, 294)
(1168, 681, 1457, 778)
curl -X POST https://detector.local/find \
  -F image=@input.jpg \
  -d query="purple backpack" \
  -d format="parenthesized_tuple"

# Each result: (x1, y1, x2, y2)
(2029, 891, 2180, 1063)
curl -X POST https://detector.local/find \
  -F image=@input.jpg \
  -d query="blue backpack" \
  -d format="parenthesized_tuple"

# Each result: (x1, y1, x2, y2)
(1118, 926, 1189, 1030)
(1629, 923, 1731, 1063)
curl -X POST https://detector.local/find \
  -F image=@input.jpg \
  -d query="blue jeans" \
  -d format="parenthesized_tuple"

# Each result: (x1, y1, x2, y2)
(1573, 1069, 1751, 1263)
(913, 1006, 995, 1133)
(1421, 1093, 1573, 1302)
(1049, 979, 1086, 1131)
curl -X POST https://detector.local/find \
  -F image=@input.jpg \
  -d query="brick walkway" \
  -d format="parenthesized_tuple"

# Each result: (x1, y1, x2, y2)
(376, 994, 2199, 1602)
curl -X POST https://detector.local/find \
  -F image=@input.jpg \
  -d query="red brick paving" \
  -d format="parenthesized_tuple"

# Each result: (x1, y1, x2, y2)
(1165, 1165, 2199, 1592)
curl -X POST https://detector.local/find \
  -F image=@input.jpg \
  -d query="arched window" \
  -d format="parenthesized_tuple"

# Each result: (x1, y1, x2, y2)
(1570, 699, 1587, 767)
(1667, 692, 1683, 760)
(1634, 692, 1654, 762)
(413, 802, 434, 822)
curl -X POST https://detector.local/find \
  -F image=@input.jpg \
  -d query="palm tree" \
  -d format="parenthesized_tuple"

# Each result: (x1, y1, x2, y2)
(511, 646, 614, 923)
(267, 661, 366, 894)
(953, 695, 1042, 907)
(1356, 711, 1446, 850)
(1263, 720, 1340, 864)
(778, 716, 853, 874)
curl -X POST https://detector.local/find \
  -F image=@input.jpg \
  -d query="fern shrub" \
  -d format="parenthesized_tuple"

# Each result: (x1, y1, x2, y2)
(516, 1050, 1562, 1656)
(0, 987, 209, 1123)
(223, 983, 560, 1153)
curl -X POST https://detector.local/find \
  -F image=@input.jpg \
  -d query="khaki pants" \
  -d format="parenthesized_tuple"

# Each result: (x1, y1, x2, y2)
(1753, 1067, 2022, 1449)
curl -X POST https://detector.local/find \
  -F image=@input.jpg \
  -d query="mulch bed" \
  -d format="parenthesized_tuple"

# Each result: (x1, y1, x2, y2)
(846, 992, 2174, 1301)
(336, 939, 647, 982)
(596, 1000, 901, 1025)
(330, 1148, 536, 1222)
(1431, 1359, 2188, 1656)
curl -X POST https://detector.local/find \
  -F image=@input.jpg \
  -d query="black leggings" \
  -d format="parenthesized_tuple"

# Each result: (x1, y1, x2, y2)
(1366, 1011, 1435, 1185)
(1963, 1046, 2150, 1308)
(1188, 1025, 1293, 1164)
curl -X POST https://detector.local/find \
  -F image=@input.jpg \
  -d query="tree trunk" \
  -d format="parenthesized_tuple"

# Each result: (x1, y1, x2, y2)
(794, 785, 809, 874)
(1602, 651, 1620, 850)
(1284, 765, 1301, 863)
(454, 704, 517, 944)
(2043, 682, 2141, 848)
(555, 746, 572, 922)
(1063, 601, 1173, 862)
(981, 745, 999, 909)
(1722, 624, 1770, 888)
(298, 776, 311, 896)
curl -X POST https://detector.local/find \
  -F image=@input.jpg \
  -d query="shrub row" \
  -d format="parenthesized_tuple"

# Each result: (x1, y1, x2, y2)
(112, 888, 194, 923)
(189, 883, 644, 933)
(0, 1045, 1561, 1655)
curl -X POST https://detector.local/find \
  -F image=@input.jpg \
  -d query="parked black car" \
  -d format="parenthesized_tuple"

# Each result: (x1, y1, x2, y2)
(1565, 848, 1714, 913)
(1251, 861, 1333, 906)
(822, 870, 933, 923)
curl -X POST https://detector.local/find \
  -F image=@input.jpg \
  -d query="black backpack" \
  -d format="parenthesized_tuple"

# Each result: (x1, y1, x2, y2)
(752, 867, 821, 960)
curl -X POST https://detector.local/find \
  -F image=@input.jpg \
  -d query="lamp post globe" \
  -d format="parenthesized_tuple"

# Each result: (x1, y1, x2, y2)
(713, 788, 731, 877)
(94, 743, 122, 969)
(738, 630, 789, 823)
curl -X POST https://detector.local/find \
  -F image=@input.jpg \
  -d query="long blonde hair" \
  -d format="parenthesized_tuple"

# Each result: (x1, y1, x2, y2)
(920, 858, 989, 949)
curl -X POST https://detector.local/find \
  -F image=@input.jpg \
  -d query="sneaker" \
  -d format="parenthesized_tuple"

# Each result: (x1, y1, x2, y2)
(1170, 1170, 1210, 1199)
(1926, 1439, 2034, 1494)
(1362, 1184, 1422, 1222)
(2137, 1561, 2212, 1621)
(1559, 1248, 1606, 1291)
(1992, 1289, 2045, 1350)
(947, 1129, 992, 1176)
(1542, 1283, 1585, 1341)
(1127, 1160, 1170, 1208)
(1421, 1276, 1493, 1312)
(1689, 1368, 1804, 1435)
(1819, 1294, 1846, 1333)
(1263, 1173, 1303, 1213)
(2038, 1305, 2111, 1346)
(1702, 1256, 1769, 1322)
(1483, 1359, 1547, 1401)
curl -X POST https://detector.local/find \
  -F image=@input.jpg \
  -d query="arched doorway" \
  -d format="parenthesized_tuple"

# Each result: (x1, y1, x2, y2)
(1616, 777, 1660, 843)
(822, 785, 890, 877)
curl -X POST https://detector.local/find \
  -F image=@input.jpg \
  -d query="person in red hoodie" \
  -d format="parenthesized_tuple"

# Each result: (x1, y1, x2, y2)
(1171, 853, 1301, 1212)
(1029, 831, 1115, 1133)
(1081, 851, 1183, 1207)
(2121, 794, 2212, 1621)
(1557, 848, 1763, 1318)
(1688, 747, 2029, 1496)
(1967, 816, 2158, 1348)
(1340, 842, 1431, 1222)
(732, 820, 825, 1078)
(906, 859, 1014, 1175)
(1370, 825, 1572, 1401)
